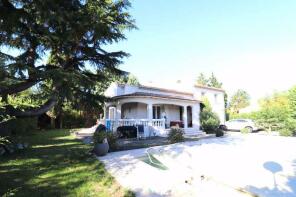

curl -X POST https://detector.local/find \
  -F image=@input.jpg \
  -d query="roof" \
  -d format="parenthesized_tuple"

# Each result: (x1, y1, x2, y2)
(139, 85, 193, 96)
(194, 84, 225, 92)
(111, 92, 200, 102)
(117, 83, 193, 96)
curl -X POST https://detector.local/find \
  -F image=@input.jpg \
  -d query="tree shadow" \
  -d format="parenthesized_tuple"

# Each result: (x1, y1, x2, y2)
(246, 160, 296, 197)
(0, 130, 112, 196)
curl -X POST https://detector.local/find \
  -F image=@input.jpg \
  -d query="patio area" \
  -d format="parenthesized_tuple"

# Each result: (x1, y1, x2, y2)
(75, 128, 214, 151)
(98, 133, 296, 197)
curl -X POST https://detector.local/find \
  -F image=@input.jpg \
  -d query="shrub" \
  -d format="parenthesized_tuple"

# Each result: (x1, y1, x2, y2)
(279, 129, 295, 137)
(283, 119, 296, 132)
(93, 131, 107, 144)
(168, 127, 184, 144)
(93, 125, 107, 144)
(3, 117, 38, 135)
(215, 128, 224, 137)
(95, 124, 107, 133)
(106, 132, 118, 151)
(200, 109, 220, 134)
(240, 127, 250, 134)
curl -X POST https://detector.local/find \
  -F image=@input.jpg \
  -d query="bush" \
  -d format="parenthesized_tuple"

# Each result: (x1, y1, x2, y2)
(2, 117, 38, 135)
(168, 127, 184, 144)
(95, 124, 107, 133)
(215, 129, 224, 137)
(279, 129, 295, 137)
(93, 131, 107, 144)
(283, 119, 296, 132)
(106, 132, 118, 151)
(200, 109, 220, 134)
(62, 112, 86, 128)
(240, 127, 250, 134)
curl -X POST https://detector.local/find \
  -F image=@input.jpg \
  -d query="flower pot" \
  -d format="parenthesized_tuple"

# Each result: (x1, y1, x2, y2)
(93, 142, 109, 156)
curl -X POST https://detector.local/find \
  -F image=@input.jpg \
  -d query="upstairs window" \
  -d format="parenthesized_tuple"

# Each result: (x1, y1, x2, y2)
(214, 94, 218, 103)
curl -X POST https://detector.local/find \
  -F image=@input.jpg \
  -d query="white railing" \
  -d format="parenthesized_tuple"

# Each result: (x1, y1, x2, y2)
(105, 118, 165, 132)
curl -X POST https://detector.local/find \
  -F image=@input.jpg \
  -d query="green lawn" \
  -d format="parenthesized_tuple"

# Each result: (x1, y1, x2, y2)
(0, 129, 133, 197)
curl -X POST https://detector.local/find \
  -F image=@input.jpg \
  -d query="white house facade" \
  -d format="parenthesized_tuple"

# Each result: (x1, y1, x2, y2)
(103, 83, 225, 137)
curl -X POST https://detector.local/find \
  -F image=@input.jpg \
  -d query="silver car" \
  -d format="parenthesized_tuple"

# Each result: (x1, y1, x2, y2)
(223, 119, 258, 133)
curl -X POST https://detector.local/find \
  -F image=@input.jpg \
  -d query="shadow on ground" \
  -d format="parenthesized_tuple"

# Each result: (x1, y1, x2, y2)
(0, 130, 114, 196)
(246, 160, 296, 197)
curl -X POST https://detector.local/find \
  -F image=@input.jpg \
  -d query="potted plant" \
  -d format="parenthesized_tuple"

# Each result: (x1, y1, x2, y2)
(93, 127, 109, 156)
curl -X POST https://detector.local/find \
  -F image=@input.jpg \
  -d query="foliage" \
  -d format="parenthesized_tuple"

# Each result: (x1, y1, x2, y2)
(288, 86, 296, 119)
(201, 97, 212, 110)
(118, 74, 140, 86)
(208, 72, 223, 88)
(106, 132, 118, 151)
(3, 117, 38, 135)
(229, 89, 250, 114)
(196, 73, 208, 86)
(93, 130, 107, 144)
(200, 110, 220, 134)
(240, 127, 251, 134)
(215, 128, 224, 137)
(232, 89, 296, 135)
(257, 92, 290, 130)
(279, 129, 295, 137)
(124, 190, 136, 197)
(168, 127, 184, 143)
(200, 100, 220, 134)
(196, 72, 222, 88)
(0, 129, 131, 196)
(0, 0, 135, 119)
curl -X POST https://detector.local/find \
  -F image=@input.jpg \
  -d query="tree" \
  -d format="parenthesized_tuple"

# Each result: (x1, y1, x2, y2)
(288, 86, 296, 119)
(117, 73, 140, 86)
(126, 74, 140, 86)
(229, 90, 250, 114)
(196, 73, 208, 86)
(200, 98, 220, 133)
(208, 72, 222, 88)
(196, 72, 222, 88)
(0, 0, 135, 119)
(257, 92, 291, 130)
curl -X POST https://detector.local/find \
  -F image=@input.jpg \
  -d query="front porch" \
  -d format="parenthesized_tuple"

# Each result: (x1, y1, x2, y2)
(104, 97, 201, 137)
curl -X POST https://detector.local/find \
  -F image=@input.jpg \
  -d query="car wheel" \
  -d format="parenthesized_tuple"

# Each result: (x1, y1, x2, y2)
(245, 126, 253, 133)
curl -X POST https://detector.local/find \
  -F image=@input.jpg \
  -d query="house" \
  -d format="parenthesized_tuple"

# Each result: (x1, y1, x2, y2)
(103, 83, 225, 137)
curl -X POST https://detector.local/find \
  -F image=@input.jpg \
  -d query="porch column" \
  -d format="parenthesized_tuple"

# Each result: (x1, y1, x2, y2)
(103, 105, 107, 119)
(192, 104, 200, 130)
(183, 105, 188, 129)
(116, 103, 122, 120)
(147, 103, 153, 125)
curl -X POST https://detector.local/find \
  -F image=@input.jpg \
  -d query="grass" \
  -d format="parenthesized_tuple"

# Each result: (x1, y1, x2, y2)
(0, 129, 134, 197)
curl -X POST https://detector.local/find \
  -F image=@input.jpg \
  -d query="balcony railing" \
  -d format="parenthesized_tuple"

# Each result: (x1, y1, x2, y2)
(105, 118, 165, 132)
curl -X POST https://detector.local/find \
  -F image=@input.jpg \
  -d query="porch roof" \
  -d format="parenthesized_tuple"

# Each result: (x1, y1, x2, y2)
(110, 92, 200, 102)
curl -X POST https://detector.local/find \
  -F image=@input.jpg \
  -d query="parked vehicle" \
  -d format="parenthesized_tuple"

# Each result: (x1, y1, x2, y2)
(222, 119, 258, 133)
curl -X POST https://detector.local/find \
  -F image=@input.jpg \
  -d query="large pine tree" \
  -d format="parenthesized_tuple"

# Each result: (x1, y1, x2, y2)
(0, 0, 135, 118)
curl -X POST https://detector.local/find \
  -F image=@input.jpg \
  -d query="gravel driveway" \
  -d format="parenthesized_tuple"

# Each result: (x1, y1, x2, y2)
(98, 133, 296, 197)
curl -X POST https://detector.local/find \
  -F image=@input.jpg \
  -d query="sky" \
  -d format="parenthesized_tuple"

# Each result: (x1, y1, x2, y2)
(107, 0, 296, 109)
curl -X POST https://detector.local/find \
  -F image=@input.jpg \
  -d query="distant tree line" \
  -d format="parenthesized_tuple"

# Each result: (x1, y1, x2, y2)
(232, 86, 296, 136)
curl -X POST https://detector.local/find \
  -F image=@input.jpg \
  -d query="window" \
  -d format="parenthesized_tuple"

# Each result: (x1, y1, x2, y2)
(214, 94, 218, 103)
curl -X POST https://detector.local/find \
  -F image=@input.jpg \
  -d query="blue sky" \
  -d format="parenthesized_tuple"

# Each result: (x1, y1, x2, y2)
(108, 0, 296, 108)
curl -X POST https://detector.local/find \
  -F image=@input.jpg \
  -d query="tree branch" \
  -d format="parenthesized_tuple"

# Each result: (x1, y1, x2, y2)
(0, 80, 37, 96)
(4, 97, 57, 117)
